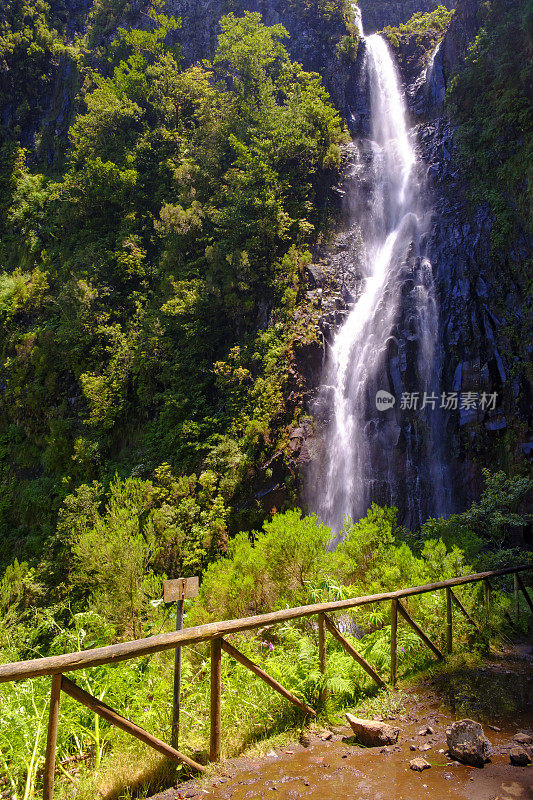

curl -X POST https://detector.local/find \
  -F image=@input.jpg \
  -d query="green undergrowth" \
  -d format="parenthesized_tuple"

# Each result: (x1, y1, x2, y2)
(0, 471, 531, 798)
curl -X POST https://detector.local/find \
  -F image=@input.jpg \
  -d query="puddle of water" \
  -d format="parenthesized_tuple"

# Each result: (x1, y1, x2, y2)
(432, 658, 533, 726)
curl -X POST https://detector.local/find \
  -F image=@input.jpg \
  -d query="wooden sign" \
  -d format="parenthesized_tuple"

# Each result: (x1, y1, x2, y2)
(164, 576, 199, 603)
(163, 576, 200, 748)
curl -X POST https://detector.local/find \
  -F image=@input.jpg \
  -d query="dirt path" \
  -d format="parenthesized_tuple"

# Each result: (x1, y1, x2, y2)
(152, 645, 533, 800)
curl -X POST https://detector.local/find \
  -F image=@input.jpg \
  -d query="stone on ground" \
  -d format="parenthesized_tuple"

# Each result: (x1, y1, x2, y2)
(345, 714, 399, 746)
(514, 732, 533, 745)
(510, 747, 532, 766)
(410, 757, 431, 771)
(446, 719, 493, 767)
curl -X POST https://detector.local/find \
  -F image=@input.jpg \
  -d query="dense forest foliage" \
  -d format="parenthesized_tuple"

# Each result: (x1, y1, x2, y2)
(0, 7, 347, 572)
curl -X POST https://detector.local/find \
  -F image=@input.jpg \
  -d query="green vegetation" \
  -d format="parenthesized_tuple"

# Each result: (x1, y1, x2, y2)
(336, 33, 360, 63)
(382, 5, 454, 51)
(0, 472, 530, 796)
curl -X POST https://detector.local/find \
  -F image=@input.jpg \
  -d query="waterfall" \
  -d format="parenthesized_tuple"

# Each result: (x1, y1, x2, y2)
(311, 32, 449, 532)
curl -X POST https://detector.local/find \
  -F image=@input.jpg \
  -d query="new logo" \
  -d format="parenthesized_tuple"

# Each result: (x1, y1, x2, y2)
(375, 390, 396, 411)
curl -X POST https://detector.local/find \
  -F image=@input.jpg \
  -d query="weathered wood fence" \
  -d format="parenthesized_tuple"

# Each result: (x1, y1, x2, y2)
(0, 565, 531, 797)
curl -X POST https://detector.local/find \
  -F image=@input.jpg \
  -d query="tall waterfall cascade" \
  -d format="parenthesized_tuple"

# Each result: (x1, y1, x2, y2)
(311, 23, 450, 532)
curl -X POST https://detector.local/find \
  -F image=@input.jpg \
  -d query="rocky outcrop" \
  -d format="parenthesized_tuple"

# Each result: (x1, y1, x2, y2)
(407, 0, 482, 115)
(446, 719, 493, 767)
(358, 0, 454, 34)
(390, 28, 445, 88)
(441, 0, 480, 81)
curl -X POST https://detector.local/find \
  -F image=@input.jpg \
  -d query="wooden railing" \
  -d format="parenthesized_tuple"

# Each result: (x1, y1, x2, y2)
(0, 565, 531, 798)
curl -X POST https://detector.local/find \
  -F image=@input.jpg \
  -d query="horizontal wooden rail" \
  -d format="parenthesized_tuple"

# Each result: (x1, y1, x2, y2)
(0, 566, 529, 684)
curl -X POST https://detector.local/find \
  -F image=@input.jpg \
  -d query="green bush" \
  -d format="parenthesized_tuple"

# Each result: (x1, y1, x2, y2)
(336, 34, 359, 63)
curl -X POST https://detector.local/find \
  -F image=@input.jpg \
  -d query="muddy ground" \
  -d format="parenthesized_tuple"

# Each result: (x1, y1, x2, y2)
(150, 645, 533, 800)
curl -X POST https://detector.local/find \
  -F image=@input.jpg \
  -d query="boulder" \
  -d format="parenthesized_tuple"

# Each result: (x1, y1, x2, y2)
(510, 747, 532, 767)
(446, 719, 493, 768)
(346, 714, 399, 747)
(410, 757, 431, 772)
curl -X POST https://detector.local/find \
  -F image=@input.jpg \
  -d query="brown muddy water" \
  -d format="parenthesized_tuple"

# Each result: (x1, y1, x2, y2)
(151, 646, 533, 800)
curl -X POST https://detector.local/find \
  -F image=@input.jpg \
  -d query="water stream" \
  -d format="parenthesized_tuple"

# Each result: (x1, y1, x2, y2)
(312, 26, 449, 532)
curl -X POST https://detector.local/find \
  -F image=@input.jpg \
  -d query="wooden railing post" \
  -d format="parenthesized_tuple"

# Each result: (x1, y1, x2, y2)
(43, 674, 62, 800)
(318, 612, 327, 705)
(390, 598, 397, 687)
(446, 587, 453, 654)
(514, 572, 520, 623)
(210, 638, 222, 763)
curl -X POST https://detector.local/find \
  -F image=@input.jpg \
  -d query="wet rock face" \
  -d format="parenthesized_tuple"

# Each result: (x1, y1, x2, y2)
(446, 719, 493, 767)
(346, 714, 400, 746)
(418, 116, 532, 511)
(407, 0, 482, 117)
